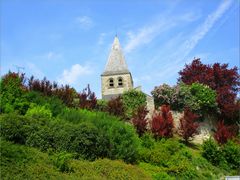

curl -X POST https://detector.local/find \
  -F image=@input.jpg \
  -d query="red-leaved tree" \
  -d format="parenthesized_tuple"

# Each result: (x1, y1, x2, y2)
(132, 106, 149, 136)
(214, 120, 236, 145)
(151, 105, 174, 138)
(107, 96, 125, 118)
(178, 108, 199, 143)
(178, 58, 240, 124)
(78, 84, 97, 110)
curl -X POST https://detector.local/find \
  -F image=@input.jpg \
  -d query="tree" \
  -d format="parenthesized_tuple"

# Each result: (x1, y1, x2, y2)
(122, 89, 146, 119)
(178, 58, 240, 123)
(132, 106, 148, 136)
(151, 105, 174, 138)
(178, 108, 199, 143)
(107, 96, 125, 118)
(78, 84, 97, 110)
(214, 120, 236, 145)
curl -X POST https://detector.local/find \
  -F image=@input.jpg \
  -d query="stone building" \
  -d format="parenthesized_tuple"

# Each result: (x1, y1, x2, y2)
(101, 36, 133, 100)
(101, 36, 155, 115)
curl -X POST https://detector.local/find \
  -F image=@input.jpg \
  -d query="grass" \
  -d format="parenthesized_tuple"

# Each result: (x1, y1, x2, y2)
(0, 139, 150, 180)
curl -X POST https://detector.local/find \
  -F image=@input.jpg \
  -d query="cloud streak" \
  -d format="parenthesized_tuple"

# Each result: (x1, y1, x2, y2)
(124, 12, 200, 53)
(58, 64, 92, 85)
(75, 16, 94, 30)
(156, 0, 233, 78)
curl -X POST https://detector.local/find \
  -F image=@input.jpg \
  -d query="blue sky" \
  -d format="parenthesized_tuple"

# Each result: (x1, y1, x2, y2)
(1, 0, 239, 98)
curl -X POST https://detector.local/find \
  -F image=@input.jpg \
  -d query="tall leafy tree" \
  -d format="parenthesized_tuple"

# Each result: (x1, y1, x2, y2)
(178, 58, 240, 123)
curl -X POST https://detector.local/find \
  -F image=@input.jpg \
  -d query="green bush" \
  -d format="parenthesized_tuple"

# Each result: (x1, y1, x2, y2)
(0, 114, 40, 144)
(202, 138, 225, 167)
(25, 103, 52, 118)
(1, 110, 140, 164)
(222, 140, 240, 169)
(53, 152, 74, 172)
(122, 89, 146, 119)
(140, 133, 155, 149)
(0, 72, 26, 114)
(190, 83, 218, 114)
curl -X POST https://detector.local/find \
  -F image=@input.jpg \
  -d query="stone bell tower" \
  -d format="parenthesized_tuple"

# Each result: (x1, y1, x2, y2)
(101, 36, 133, 100)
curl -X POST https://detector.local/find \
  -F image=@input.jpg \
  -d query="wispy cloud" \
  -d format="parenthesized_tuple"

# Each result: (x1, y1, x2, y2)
(58, 64, 92, 85)
(179, 0, 233, 60)
(45, 51, 62, 60)
(98, 33, 106, 45)
(124, 12, 200, 53)
(75, 16, 94, 30)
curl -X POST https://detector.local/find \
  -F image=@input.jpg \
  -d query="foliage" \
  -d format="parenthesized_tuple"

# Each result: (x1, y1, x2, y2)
(214, 120, 236, 145)
(179, 58, 240, 123)
(202, 138, 240, 170)
(140, 133, 155, 149)
(151, 82, 218, 115)
(178, 108, 199, 143)
(0, 114, 39, 144)
(132, 106, 149, 136)
(96, 99, 108, 111)
(0, 72, 28, 114)
(151, 83, 174, 108)
(122, 89, 147, 119)
(0, 140, 150, 179)
(151, 105, 174, 139)
(28, 75, 76, 107)
(222, 140, 240, 169)
(190, 83, 218, 114)
(53, 152, 74, 172)
(0, 110, 140, 163)
(202, 138, 226, 167)
(138, 138, 229, 179)
(107, 96, 125, 118)
(25, 103, 52, 118)
(78, 84, 97, 110)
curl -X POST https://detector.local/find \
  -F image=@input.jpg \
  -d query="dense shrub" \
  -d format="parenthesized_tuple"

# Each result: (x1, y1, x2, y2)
(140, 133, 155, 149)
(53, 152, 74, 172)
(0, 114, 40, 144)
(178, 108, 199, 143)
(1, 140, 150, 179)
(107, 96, 125, 118)
(151, 105, 174, 139)
(151, 82, 217, 115)
(222, 140, 240, 169)
(202, 138, 240, 170)
(214, 120, 236, 145)
(78, 84, 97, 110)
(0, 72, 28, 114)
(179, 58, 240, 123)
(25, 104, 52, 118)
(202, 138, 225, 166)
(96, 99, 108, 111)
(151, 84, 174, 108)
(1, 110, 140, 164)
(132, 106, 148, 136)
(122, 89, 147, 119)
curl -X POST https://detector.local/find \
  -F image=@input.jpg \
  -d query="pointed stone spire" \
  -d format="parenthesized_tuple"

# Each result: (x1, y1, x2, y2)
(102, 36, 130, 75)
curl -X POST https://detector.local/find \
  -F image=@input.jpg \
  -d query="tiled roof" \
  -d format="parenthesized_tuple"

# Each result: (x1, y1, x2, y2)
(102, 36, 130, 75)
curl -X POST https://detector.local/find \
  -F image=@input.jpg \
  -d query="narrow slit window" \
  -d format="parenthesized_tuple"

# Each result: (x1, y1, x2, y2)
(109, 78, 114, 87)
(118, 77, 123, 87)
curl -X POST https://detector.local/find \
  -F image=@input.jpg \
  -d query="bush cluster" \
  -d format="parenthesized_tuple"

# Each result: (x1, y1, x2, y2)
(151, 82, 218, 116)
(202, 138, 240, 170)
(0, 110, 140, 163)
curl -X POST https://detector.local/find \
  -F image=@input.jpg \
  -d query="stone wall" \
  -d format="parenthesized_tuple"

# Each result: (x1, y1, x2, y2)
(101, 73, 133, 99)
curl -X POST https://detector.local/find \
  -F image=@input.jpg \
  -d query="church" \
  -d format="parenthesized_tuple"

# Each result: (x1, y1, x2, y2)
(101, 36, 133, 100)
(101, 36, 154, 114)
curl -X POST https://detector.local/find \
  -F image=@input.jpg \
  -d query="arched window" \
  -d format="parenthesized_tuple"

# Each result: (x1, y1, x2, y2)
(118, 77, 123, 87)
(109, 78, 114, 88)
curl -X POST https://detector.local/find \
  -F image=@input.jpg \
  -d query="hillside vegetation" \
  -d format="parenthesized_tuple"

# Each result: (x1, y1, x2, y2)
(1, 59, 239, 179)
